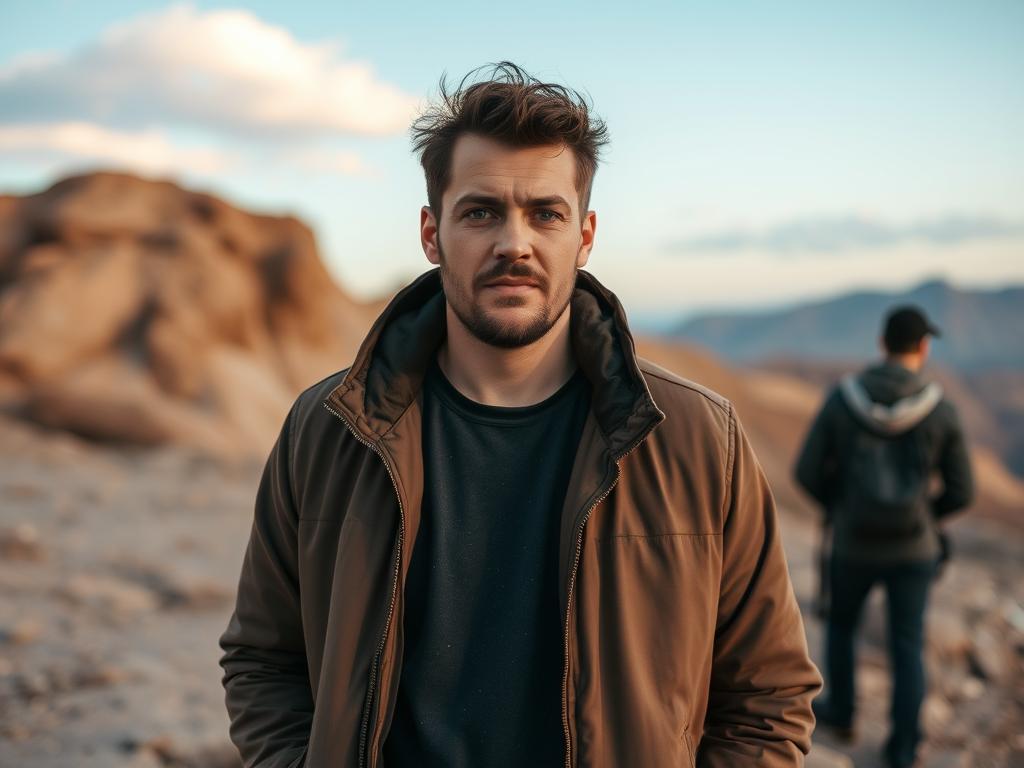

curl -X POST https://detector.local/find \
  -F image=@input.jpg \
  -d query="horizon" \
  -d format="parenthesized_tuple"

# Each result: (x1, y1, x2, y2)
(632, 273, 1024, 332)
(2, 2, 1022, 313)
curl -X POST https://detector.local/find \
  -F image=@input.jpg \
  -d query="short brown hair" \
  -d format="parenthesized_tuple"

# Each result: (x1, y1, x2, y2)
(411, 61, 609, 218)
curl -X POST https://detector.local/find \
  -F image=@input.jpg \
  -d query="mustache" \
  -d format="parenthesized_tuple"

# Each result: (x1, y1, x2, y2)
(475, 262, 547, 290)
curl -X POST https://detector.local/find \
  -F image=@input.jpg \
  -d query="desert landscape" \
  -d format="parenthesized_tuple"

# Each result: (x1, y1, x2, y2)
(0, 173, 1021, 767)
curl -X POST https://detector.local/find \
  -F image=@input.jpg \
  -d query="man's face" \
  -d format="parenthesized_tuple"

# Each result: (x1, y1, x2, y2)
(420, 133, 596, 348)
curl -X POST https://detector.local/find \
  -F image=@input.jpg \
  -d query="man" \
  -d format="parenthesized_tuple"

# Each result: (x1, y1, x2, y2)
(219, 62, 821, 768)
(794, 306, 974, 768)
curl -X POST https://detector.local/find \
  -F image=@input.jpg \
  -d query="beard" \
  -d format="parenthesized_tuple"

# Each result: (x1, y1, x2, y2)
(437, 239, 577, 349)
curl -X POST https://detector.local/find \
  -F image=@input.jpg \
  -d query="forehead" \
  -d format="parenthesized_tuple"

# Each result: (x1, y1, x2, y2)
(445, 133, 577, 205)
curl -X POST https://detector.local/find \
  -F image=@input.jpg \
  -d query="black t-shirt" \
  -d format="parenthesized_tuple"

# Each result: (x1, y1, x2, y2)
(382, 357, 591, 767)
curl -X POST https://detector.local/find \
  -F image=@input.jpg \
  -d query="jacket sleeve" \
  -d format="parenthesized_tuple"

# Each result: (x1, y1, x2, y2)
(932, 402, 975, 520)
(698, 405, 823, 767)
(793, 389, 839, 516)
(218, 403, 313, 768)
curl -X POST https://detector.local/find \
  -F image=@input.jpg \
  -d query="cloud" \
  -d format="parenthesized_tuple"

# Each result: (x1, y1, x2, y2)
(0, 121, 233, 175)
(667, 213, 1024, 256)
(0, 3, 420, 139)
(0, 122, 380, 182)
(279, 147, 378, 178)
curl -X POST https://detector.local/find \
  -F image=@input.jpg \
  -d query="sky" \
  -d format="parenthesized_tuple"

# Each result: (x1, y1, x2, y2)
(2, 1, 1022, 321)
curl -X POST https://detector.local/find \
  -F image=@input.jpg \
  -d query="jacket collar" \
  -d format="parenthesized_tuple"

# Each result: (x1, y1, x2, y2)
(325, 267, 664, 457)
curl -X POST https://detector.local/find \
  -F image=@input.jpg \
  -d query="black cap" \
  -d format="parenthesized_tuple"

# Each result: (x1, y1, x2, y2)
(883, 304, 942, 353)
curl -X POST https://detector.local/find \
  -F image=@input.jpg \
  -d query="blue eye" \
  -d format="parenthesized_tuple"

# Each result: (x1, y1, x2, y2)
(466, 208, 491, 220)
(536, 210, 562, 222)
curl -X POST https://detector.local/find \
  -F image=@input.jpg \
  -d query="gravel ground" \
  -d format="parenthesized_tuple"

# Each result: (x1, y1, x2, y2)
(1, 416, 1020, 767)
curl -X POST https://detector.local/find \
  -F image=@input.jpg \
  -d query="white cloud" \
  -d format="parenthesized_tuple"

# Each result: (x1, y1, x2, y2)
(0, 121, 233, 175)
(667, 213, 1024, 256)
(0, 3, 420, 139)
(280, 147, 378, 177)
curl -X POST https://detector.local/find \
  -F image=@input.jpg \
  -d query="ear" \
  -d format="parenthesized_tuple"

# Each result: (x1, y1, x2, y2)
(421, 206, 440, 264)
(878, 336, 888, 356)
(576, 210, 597, 268)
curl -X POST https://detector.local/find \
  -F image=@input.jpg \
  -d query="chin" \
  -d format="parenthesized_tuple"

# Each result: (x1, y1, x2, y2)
(465, 308, 555, 349)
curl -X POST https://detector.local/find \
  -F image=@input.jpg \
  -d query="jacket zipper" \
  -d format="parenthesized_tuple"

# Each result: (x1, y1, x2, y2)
(326, 397, 657, 768)
(322, 401, 405, 768)
(561, 430, 654, 768)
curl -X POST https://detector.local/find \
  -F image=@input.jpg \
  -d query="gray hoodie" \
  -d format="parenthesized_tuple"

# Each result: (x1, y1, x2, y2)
(794, 362, 974, 563)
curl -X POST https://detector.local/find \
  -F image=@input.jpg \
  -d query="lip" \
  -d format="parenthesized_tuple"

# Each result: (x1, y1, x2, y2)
(484, 279, 540, 289)
(484, 282, 539, 294)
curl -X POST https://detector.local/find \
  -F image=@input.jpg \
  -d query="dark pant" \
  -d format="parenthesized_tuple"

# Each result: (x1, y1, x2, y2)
(823, 554, 938, 764)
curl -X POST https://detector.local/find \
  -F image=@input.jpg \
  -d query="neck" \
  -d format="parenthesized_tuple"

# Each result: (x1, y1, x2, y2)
(438, 303, 577, 407)
(885, 353, 924, 372)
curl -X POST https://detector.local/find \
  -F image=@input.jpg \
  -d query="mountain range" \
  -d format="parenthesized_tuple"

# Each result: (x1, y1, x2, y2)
(672, 279, 1024, 371)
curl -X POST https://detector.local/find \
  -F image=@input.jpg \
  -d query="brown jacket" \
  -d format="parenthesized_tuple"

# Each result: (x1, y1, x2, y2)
(219, 267, 822, 768)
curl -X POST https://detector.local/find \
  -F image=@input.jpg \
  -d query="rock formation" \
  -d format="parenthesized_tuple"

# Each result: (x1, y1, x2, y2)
(0, 172, 376, 456)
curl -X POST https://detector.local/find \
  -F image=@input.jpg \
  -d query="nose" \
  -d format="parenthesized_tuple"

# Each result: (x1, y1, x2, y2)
(492, 213, 532, 261)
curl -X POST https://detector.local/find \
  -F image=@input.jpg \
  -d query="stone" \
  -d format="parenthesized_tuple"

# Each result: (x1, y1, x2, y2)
(967, 624, 1011, 682)
(0, 618, 42, 645)
(806, 744, 855, 768)
(0, 523, 46, 561)
(57, 573, 160, 615)
(923, 693, 955, 733)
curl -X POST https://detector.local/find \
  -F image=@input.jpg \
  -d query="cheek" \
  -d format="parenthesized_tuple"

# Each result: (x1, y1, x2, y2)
(438, 232, 482, 284)
(440, 224, 485, 257)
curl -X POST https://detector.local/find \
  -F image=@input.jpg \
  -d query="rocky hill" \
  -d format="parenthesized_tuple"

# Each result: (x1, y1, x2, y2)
(0, 172, 377, 456)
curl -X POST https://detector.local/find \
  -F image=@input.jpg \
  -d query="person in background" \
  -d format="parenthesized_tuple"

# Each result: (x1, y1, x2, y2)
(794, 305, 974, 768)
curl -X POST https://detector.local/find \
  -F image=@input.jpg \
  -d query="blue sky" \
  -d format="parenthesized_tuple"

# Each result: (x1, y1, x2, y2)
(2, 1, 1022, 319)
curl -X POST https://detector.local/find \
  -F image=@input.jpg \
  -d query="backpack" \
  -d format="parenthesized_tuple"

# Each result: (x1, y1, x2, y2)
(837, 375, 942, 541)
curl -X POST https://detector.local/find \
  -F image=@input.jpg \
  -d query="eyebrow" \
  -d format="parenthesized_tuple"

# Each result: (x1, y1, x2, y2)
(452, 193, 572, 210)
